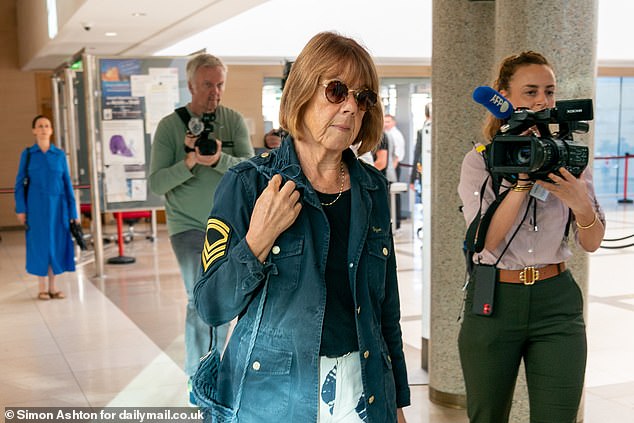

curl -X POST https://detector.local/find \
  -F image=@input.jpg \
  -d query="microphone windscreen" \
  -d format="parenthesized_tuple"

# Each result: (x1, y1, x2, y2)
(472, 86, 514, 119)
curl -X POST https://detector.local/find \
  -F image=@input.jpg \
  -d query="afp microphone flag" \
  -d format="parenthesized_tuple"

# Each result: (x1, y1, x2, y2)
(472, 86, 514, 119)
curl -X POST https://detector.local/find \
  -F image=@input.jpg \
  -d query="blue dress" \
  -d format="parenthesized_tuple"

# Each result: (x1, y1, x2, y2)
(14, 144, 78, 276)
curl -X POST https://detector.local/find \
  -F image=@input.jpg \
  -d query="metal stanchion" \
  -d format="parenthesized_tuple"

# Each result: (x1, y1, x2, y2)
(107, 212, 136, 264)
(618, 152, 633, 204)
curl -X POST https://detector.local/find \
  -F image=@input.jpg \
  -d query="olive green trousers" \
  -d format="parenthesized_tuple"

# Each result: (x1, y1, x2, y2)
(459, 270, 586, 423)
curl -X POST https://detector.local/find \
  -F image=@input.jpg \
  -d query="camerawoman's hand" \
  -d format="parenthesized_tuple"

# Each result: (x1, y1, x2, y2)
(535, 167, 604, 251)
(246, 174, 302, 263)
(535, 167, 591, 213)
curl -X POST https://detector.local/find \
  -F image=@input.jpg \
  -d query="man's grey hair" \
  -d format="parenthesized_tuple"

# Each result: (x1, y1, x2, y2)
(186, 54, 227, 84)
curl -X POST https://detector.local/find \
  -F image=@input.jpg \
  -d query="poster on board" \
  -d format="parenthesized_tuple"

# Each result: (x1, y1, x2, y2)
(102, 119, 145, 165)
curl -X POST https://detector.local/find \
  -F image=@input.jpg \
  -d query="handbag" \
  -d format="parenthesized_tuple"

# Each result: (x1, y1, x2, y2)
(22, 147, 31, 201)
(192, 277, 269, 422)
(70, 220, 87, 250)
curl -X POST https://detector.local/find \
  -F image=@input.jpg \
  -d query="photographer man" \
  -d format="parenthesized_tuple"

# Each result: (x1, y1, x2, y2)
(149, 53, 254, 405)
(457, 51, 605, 423)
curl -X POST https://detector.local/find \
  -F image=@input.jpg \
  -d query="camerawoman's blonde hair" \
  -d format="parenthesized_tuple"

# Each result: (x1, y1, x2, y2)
(279, 32, 383, 156)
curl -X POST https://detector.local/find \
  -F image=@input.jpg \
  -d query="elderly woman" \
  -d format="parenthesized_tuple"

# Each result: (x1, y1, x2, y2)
(194, 32, 410, 422)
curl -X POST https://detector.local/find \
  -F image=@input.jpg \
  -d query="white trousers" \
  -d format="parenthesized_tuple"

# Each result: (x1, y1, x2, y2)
(318, 352, 367, 423)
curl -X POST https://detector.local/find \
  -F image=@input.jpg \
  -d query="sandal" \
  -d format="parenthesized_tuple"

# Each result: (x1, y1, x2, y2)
(48, 291, 65, 299)
(38, 292, 50, 300)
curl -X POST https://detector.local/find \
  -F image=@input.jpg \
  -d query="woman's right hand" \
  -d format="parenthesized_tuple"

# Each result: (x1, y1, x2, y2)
(245, 174, 302, 262)
(16, 213, 26, 225)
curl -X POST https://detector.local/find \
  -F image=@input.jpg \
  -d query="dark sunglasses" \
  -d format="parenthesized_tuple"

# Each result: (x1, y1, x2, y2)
(322, 80, 378, 111)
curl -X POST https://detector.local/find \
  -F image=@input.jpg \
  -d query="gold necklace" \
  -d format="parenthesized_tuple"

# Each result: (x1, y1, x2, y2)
(320, 162, 345, 207)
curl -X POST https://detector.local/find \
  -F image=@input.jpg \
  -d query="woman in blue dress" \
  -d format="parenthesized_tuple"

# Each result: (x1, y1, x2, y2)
(14, 115, 79, 300)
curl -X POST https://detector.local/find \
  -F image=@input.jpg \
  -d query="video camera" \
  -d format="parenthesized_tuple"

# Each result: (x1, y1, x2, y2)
(488, 99, 594, 181)
(188, 111, 217, 156)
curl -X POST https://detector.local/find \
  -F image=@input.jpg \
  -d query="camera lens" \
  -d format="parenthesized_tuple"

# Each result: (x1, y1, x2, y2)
(188, 117, 204, 136)
(513, 146, 532, 166)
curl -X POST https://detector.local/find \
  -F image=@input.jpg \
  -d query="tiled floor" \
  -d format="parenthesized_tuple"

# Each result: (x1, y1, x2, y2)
(1, 196, 633, 422)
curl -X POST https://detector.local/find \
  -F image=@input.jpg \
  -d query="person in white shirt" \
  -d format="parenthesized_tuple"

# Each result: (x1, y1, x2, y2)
(384, 114, 405, 163)
(384, 114, 405, 228)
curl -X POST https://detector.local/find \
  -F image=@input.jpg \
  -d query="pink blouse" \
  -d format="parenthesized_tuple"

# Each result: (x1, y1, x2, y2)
(458, 146, 605, 270)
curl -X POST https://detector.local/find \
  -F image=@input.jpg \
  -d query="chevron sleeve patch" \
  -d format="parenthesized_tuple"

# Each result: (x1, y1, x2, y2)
(202, 218, 231, 272)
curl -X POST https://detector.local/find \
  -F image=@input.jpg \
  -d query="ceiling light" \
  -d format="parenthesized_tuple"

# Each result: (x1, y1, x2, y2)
(47, 0, 58, 39)
(105, 32, 118, 37)
(132, 12, 146, 17)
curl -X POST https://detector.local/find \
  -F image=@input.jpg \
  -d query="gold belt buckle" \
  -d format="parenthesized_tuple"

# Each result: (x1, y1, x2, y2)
(520, 266, 539, 285)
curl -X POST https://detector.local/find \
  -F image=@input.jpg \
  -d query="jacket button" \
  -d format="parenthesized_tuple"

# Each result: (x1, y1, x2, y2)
(357, 306, 361, 315)
(363, 350, 370, 359)
(252, 361, 261, 371)
(382, 247, 389, 256)
(261, 152, 269, 158)
(349, 262, 354, 268)
(272, 245, 280, 255)
(368, 395, 375, 404)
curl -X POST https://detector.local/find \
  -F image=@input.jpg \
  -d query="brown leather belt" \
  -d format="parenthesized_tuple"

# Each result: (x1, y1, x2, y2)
(498, 263, 566, 285)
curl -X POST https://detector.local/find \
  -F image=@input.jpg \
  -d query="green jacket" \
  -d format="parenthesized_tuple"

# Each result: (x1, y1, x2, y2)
(149, 104, 254, 236)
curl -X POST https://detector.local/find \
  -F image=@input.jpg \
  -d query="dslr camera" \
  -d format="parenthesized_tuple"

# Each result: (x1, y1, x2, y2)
(271, 128, 288, 138)
(488, 99, 594, 181)
(188, 111, 217, 156)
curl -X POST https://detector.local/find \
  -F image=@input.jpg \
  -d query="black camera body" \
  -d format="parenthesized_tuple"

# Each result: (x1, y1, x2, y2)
(488, 99, 593, 181)
(271, 128, 288, 138)
(188, 112, 217, 156)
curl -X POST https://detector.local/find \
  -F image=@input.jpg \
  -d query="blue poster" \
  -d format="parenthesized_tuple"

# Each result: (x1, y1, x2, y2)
(100, 59, 142, 99)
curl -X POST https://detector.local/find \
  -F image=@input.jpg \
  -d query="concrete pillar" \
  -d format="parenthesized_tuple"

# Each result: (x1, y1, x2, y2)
(429, 1, 598, 422)
(429, 0, 496, 408)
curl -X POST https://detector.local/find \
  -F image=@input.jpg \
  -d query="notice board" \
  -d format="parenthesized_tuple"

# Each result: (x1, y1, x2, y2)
(97, 56, 190, 211)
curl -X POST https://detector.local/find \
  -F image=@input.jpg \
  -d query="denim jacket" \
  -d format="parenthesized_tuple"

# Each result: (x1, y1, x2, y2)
(194, 138, 410, 422)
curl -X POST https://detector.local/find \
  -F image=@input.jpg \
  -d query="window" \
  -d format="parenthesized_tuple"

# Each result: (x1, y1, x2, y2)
(594, 77, 634, 198)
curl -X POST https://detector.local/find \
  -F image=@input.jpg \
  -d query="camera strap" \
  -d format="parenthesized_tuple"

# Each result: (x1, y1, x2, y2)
(465, 176, 509, 255)
(493, 196, 534, 267)
(564, 208, 573, 240)
(465, 144, 508, 255)
(464, 177, 534, 273)
(174, 107, 190, 129)
(176, 107, 198, 153)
